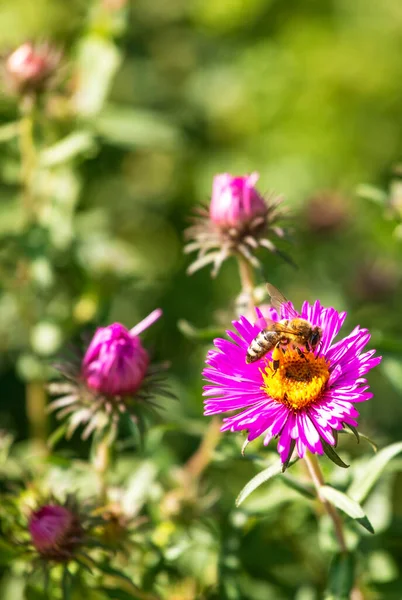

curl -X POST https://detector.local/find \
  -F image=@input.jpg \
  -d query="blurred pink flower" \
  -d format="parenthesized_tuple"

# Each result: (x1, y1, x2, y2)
(185, 172, 291, 276)
(5, 42, 60, 95)
(210, 173, 266, 228)
(29, 504, 82, 561)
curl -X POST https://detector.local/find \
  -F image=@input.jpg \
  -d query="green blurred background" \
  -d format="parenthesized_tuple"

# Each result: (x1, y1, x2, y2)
(1, 0, 402, 597)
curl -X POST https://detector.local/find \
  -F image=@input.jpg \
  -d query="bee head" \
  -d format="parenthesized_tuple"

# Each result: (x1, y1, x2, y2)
(309, 326, 322, 349)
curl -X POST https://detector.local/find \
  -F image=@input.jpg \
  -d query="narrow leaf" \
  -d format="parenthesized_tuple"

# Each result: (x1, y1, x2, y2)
(320, 486, 374, 534)
(47, 423, 68, 449)
(347, 441, 402, 504)
(322, 440, 349, 468)
(281, 474, 315, 499)
(344, 423, 359, 444)
(236, 459, 298, 507)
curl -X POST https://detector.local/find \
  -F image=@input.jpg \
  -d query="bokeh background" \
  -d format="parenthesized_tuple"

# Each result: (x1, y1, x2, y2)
(1, 0, 402, 598)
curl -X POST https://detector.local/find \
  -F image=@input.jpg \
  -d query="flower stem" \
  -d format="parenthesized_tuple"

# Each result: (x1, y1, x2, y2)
(303, 452, 348, 554)
(93, 425, 117, 501)
(184, 416, 221, 480)
(236, 254, 256, 318)
(19, 97, 37, 221)
(26, 381, 47, 444)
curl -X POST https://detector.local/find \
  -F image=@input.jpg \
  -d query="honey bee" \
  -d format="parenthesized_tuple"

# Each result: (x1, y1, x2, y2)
(245, 283, 322, 367)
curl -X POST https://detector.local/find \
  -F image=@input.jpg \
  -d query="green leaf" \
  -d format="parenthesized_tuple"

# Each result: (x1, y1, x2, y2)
(347, 441, 402, 504)
(39, 132, 97, 167)
(47, 423, 68, 449)
(319, 486, 374, 534)
(322, 440, 349, 468)
(73, 36, 121, 117)
(236, 459, 296, 507)
(325, 552, 356, 600)
(356, 184, 388, 205)
(95, 105, 182, 151)
(177, 319, 225, 341)
(281, 474, 315, 499)
(0, 121, 20, 143)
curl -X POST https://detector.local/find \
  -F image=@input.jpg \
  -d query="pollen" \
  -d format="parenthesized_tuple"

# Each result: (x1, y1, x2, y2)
(261, 348, 330, 411)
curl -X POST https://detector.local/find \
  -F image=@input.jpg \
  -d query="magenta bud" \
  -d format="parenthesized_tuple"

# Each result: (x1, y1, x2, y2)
(29, 504, 82, 560)
(209, 172, 266, 228)
(82, 322, 150, 397)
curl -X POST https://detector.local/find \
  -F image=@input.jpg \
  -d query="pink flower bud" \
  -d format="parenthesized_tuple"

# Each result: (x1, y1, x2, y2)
(82, 323, 150, 397)
(209, 172, 266, 228)
(5, 42, 60, 94)
(29, 505, 81, 558)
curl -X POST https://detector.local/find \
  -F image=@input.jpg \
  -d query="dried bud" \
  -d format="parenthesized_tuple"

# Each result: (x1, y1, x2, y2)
(82, 323, 149, 397)
(5, 42, 60, 96)
(185, 172, 291, 276)
(29, 504, 83, 561)
(210, 173, 266, 228)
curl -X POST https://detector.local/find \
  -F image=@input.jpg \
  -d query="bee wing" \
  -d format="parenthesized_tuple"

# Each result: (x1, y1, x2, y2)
(266, 283, 299, 319)
(255, 316, 298, 335)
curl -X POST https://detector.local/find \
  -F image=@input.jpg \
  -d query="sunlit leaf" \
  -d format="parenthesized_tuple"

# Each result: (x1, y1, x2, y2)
(39, 132, 97, 167)
(236, 458, 297, 506)
(356, 184, 388, 206)
(347, 441, 402, 504)
(319, 486, 374, 534)
(73, 36, 121, 117)
(95, 105, 182, 150)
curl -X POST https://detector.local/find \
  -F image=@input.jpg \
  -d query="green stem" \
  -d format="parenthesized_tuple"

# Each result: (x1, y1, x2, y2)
(304, 452, 347, 554)
(26, 381, 47, 444)
(19, 99, 37, 222)
(236, 255, 257, 318)
(93, 426, 117, 501)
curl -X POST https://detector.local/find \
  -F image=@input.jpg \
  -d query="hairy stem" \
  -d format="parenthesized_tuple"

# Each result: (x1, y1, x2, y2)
(304, 452, 347, 553)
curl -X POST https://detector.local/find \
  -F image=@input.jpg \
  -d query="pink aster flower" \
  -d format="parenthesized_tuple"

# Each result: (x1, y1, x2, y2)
(203, 299, 381, 467)
(185, 172, 291, 277)
(29, 504, 83, 561)
(49, 309, 170, 439)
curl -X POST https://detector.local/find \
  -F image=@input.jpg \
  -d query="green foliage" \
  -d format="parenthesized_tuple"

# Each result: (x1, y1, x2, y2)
(0, 0, 402, 598)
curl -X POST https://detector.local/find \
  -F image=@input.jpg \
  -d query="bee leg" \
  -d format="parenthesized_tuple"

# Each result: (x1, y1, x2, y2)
(272, 343, 284, 372)
(296, 347, 308, 362)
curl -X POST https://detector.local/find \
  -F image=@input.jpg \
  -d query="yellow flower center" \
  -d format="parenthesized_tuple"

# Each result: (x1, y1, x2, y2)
(261, 348, 330, 411)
